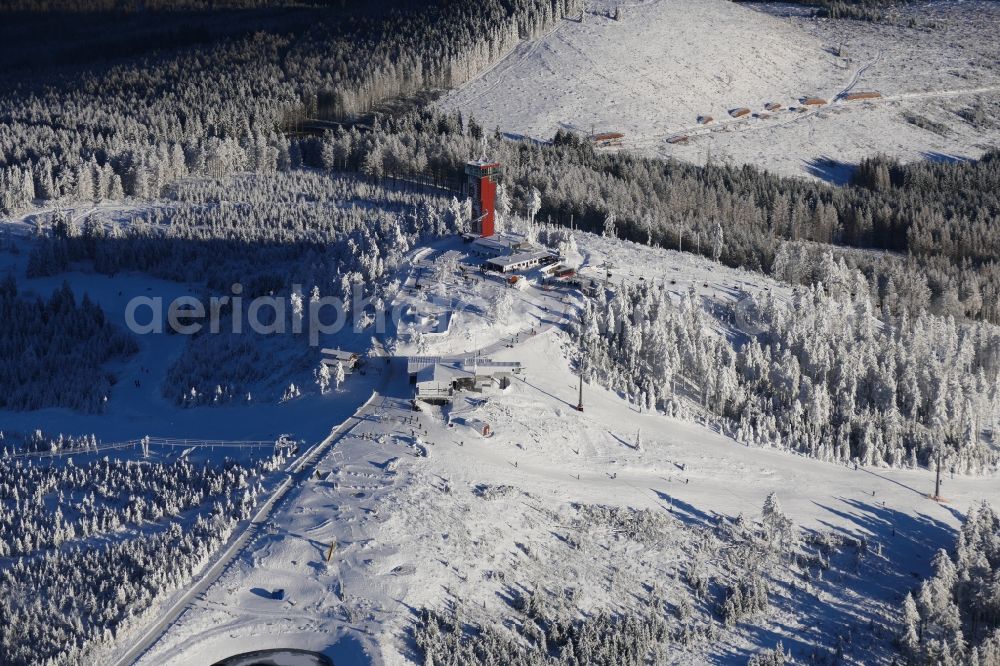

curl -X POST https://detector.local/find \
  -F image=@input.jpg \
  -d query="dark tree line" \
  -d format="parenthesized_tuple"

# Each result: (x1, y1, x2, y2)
(327, 108, 1000, 326)
(0, 275, 137, 413)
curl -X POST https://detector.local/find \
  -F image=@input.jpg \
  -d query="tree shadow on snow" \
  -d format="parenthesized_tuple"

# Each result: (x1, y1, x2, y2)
(650, 489, 715, 527)
(920, 151, 972, 164)
(804, 156, 856, 185)
(811, 496, 957, 587)
(648, 492, 961, 664)
(518, 376, 577, 410)
(606, 430, 637, 449)
(855, 467, 927, 498)
(737, 496, 964, 663)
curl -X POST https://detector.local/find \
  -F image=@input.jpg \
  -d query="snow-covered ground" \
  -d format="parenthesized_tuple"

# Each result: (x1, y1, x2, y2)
(131, 232, 1000, 665)
(0, 210, 382, 446)
(391, 238, 575, 359)
(441, 0, 1000, 179)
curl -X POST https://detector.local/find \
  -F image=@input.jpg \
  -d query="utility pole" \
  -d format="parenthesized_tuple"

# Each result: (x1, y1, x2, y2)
(934, 444, 943, 500)
(577, 370, 584, 412)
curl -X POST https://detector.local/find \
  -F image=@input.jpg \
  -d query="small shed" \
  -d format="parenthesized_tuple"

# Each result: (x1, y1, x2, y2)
(451, 415, 492, 437)
(729, 107, 751, 118)
(321, 348, 359, 374)
(802, 97, 828, 106)
(841, 91, 882, 102)
(697, 115, 714, 125)
(590, 132, 625, 147)
(764, 102, 783, 111)
(666, 135, 689, 144)
(469, 420, 491, 437)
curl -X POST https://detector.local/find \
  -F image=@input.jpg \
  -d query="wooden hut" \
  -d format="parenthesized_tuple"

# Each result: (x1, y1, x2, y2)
(590, 132, 625, 147)
(841, 91, 882, 102)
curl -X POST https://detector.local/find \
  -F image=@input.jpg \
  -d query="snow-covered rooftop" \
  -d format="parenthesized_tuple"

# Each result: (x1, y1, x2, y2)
(485, 249, 555, 269)
(408, 355, 522, 376)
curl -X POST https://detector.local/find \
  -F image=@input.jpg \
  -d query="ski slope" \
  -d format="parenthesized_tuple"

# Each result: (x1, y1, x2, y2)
(130, 233, 1000, 665)
(442, 0, 1000, 179)
(446, 0, 838, 145)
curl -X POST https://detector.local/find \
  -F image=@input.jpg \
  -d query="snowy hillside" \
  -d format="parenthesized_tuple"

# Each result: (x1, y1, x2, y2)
(442, 0, 1000, 179)
(124, 232, 1000, 666)
(2, 1, 1000, 662)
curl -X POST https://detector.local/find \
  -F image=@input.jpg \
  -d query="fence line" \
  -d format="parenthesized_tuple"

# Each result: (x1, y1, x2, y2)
(2, 436, 284, 461)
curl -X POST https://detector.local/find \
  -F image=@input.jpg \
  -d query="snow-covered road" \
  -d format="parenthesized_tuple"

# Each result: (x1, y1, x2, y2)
(111, 386, 387, 666)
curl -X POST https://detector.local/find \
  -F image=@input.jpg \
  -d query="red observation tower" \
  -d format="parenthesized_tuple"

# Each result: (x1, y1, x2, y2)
(465, 160, 502, 237)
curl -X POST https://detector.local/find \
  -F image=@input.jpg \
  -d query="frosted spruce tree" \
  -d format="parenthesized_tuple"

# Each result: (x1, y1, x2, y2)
(316, 363, 331, 394)
(334, 361, 346, 391)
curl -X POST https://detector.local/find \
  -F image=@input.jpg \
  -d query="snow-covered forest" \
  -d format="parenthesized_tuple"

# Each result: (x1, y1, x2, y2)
(901, 502, 1000, 664)
(576, 254, 1000, 472)
(1, 0, 999, 663)
(24, 171, 459, 405)
(27, 172, 451, 291)
(2, 430, 108, 456)
(0, 453, 282, 665)
(8, 17, 999, 331)
(0, 0, 581, 216)
(0, 276, 136, 412)
(304, 111, 1000, 327)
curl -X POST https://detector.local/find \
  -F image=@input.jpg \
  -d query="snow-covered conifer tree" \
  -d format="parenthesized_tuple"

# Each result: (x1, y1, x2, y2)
(334, 361, 346, 391)
(316, 363, 331, 394)
(603, 211, 617, 239)
(495, 183, 511, 232)
(449, 196, 465, 234)
(712, 221, 724, 262)
(528, 187, 541, 226)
